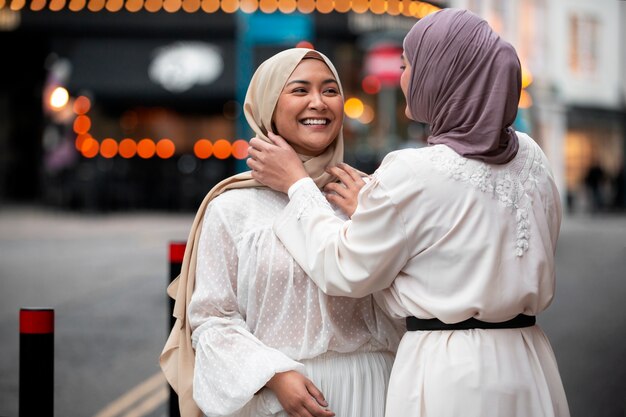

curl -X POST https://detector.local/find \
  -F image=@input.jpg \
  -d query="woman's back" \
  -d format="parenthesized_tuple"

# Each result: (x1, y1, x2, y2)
(374, 132, 561, 323)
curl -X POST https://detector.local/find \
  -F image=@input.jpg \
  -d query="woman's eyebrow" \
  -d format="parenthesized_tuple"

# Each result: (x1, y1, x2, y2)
(285, 79, 338, 86)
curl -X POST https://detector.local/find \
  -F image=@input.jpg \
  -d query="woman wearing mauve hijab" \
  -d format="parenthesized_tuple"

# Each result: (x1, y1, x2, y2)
(160, 48, 403, 417)
(248, 9, 570, 417)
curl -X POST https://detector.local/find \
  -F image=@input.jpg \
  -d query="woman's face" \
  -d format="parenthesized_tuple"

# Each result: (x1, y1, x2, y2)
(273, 58, 343, 156)
(400, 53, 413, 120)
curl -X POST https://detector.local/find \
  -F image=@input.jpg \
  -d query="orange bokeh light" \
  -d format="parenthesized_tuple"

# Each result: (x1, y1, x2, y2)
(351, 0, 368, 13)
(31, 0, 47, 11)
(156, 138, 176, 159)
(119, 138, 137, 158)
(231, 139, 249, 160)
(519, 90, 533, 109)
(239, 0, 257, 12)
(201, 0, 219, 12)
(220, 0, 238, 13)
(213, 139, 232, 159)
(334, 0, 350, 12)
(259, 0, 277, 13)
(75, 133, 91, 151)
(316, 0, 333, 13)
(194, 139, 213, 159)
(296, 0, 314, 13)
(387, 0, 400, 15)
(81, 137, 99, 158)
(73, 115, 91, 134)
(73, 96, 91, 115)
(277, 0, 296, 13)
(100, 138, 118, 158)
(105, 0, 124, 11)
(137, 138, 156, 159)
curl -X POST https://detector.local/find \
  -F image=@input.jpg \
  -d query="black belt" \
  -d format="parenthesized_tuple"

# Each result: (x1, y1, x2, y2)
(406, 314, 535, 331)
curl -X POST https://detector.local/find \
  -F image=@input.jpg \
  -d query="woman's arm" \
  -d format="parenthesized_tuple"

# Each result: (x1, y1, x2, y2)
(248, 133, 410, 298)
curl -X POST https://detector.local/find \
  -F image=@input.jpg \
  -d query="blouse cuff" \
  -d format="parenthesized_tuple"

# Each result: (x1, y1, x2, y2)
(285, 177, 333, 220)
(288, 177, 315, 199)
(192, 318, 305, 416)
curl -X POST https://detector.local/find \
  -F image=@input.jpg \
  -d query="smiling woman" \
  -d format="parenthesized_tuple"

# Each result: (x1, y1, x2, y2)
(160, 48, 404, 417)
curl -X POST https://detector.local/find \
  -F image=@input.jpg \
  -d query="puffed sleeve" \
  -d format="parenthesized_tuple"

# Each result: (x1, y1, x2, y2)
(273, 157, 410, 298)
(189, 202, 305, 416)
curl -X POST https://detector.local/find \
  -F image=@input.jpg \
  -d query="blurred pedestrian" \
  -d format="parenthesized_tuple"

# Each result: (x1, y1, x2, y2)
(611, 167, 625, 209)
(160, 48, 403, 417)
(584, 160, 606, 213)
(248, 9, 570, 417)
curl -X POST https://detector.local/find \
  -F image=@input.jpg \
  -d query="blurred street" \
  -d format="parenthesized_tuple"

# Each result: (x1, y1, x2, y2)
(0, 204, 625, 417)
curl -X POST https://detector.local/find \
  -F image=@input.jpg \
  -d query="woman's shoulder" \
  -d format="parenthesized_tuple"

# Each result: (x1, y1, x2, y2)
(375, 145, 445, 180)
(207, 186, 286, 224)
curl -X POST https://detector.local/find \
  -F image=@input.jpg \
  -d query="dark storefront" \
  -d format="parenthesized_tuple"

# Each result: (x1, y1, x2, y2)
(0, 5, 438, 211)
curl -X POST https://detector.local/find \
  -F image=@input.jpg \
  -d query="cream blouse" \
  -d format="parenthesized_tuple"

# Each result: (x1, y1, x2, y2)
(188, 187, 403, 416)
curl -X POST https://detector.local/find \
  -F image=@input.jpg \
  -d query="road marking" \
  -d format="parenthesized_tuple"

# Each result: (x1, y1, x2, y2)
(122, 385, 169, 417)
(92, 372, 168, 417)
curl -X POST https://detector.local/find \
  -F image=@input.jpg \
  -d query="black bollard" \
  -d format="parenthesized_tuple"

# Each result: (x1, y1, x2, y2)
(19, 308, 54, 417)
(168, 242, 185, 417)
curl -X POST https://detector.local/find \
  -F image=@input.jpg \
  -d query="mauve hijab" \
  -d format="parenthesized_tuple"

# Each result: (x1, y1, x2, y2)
(403, 8, 521, 164)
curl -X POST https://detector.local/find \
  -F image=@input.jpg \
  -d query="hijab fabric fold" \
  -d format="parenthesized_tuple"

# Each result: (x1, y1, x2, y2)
(403, 8, 521, 164)
(159, 48, 344, 417)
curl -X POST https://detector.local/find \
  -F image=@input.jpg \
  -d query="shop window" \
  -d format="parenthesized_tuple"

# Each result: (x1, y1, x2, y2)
(569, 13, 599, 78)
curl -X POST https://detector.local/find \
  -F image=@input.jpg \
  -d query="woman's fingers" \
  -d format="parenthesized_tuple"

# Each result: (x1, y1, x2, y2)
(324, 182, 350, 199)
(305, 380, 328, 408)
(267, 131, 288, 146)
(327, 166, 356, 189)
(339, 162, 367, 185)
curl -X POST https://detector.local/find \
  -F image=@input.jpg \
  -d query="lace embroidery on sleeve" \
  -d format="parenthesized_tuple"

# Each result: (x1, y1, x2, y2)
(429, 138, 545, 257)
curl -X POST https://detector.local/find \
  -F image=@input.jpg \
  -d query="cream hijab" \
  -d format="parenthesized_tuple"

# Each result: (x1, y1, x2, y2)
(159, 48, 345, 417)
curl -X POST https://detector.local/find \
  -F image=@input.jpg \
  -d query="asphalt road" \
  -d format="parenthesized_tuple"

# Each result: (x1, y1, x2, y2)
(0, 205, 625, 417)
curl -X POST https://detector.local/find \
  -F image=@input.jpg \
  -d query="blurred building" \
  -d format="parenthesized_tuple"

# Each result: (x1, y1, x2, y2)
(4, 0, 622, 214)
(0, 2, 442, 212)
(451, 0, 626, 213)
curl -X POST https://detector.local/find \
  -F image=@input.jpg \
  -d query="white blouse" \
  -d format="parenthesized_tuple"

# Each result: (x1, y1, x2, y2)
(275, 132, 561, 323)
(188, 187, 403, 416)
(273, 132, 570, 417)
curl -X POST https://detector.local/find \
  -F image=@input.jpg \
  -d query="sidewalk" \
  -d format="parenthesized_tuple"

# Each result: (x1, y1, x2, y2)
(1, 204, 625, 417)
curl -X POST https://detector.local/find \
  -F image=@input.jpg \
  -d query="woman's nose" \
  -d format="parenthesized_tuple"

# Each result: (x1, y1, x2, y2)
(309, 93, 328, 110)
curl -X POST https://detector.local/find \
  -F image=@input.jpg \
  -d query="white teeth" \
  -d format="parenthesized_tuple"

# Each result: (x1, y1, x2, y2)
(302, 119, 328, 125)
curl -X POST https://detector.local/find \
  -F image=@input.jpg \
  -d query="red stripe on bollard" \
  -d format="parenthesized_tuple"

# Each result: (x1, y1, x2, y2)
(168, 242, 185, 417)
(169, 242, 186, 263)
(19, 308, 54, 417)
(20, 308, 54, 334)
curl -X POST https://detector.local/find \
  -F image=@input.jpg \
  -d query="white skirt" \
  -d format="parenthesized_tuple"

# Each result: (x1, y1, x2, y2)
(385, 325, 570, 417)
(229, 350, 394, 417)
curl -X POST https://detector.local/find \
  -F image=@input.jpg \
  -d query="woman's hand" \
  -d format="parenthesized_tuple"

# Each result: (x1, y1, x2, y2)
(324, 163, 367, 218)
(247, 132, 309, 194)
(265, 371, 335, 417)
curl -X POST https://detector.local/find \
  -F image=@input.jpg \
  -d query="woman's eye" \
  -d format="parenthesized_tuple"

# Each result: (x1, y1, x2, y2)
(324, 88, 339, 95)
(400, 65, 406, 70)
(291, 87, 307, 93)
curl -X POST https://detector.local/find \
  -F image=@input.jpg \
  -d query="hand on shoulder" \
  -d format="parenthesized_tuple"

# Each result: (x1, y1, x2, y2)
(247, 132, 309, 194)
(324, 163, 368, 218)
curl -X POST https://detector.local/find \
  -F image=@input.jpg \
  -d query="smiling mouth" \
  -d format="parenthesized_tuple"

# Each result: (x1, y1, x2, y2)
(300, 118, 330, 126)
